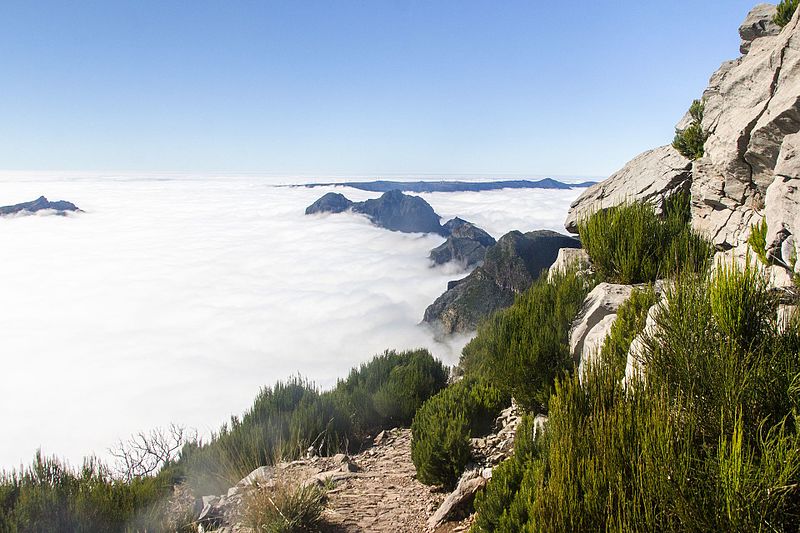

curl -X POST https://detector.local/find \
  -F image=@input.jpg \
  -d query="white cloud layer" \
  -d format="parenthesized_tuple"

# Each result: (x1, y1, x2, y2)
(0, 178, 580, 469)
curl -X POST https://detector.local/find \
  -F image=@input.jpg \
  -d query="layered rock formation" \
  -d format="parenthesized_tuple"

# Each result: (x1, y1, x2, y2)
(564, 146, 692, 234)
(565, 5, 800, 286)
(0, 196, 82, 216)
(429, 218, 497, 268)
(423, 230, 581, 334)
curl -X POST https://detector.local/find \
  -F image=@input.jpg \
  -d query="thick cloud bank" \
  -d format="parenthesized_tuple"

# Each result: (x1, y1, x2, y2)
(0, 177, 581, 468)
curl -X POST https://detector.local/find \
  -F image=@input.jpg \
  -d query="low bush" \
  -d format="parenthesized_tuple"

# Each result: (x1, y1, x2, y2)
(460, 269, 593, 412)
(472, 260, 800, 531)
(774, 0, 799, 26)
(0, 452, 184, 532)
(673, 99, 708, 160)
(411, 379, 507, 488)
(578, 194, 712, 284)
(240, 479, 326, 533)
(182, 349, 447, 495)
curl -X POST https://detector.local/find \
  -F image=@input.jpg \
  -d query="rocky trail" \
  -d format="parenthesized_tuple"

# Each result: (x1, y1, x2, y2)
(189, 405, 523, 533)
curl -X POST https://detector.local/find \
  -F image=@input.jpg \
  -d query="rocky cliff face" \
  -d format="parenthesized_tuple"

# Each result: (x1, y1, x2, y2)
(306, 190, 447, 235)
(423, 230, 581, 334)
(429, 218, 497, 268)
(566, 4, 800, 283)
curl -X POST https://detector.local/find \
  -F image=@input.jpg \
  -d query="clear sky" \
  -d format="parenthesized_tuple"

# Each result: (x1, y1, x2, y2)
(0, 0, 759, 177)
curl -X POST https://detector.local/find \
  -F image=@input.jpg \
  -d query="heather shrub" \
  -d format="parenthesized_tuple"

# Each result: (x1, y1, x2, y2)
(460, 269, 593, 412)
(748, 218, 769, 265)
(578, 194, 712, 284)
(182, 349, 447, 495)
(472, 260, 800, 531)
(597, 285, 658, 377)
(411, 379, 507, 488)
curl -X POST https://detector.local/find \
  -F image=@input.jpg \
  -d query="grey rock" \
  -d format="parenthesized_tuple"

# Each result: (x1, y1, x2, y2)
(691, 7, 800, 249)
(569, 283, 635, 379)
(429, 218, 496, 268)
(548, 247, 591, 281)
(564, 146, 692, 234)
(0, 196, 82, 216)
(765, 132, 800, 275)
(739, 3, 780, 54)
(426, 472, 486, 530)
(423, 230, 581, 334)
(304, 192, 353, 214)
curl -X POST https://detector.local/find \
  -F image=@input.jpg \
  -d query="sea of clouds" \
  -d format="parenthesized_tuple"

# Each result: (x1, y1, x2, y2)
(0, 176, 582, 469)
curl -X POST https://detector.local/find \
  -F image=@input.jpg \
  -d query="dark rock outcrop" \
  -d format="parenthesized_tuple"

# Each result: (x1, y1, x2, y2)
(354, 190, 445, 234)
(423, 230, 581, 334)
(0, 196, 81, 216)
(306, 190, 446, 234)
(304, 192, 353, 215)
(429, 218, 496, 268)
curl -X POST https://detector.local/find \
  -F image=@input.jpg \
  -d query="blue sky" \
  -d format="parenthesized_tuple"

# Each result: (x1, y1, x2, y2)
(0, 1, 758, 177)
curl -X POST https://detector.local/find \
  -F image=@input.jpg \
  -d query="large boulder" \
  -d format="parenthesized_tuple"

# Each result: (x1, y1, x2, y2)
(429, 218, 496, 268)
(692, 7, 800, 250)
(569, 283, 635, 378)
(564, 146, 692, 233)
(0, 196, 82, 216)
(765, 132, 800, 275)
(739, 3, 780, 54)
(423, 230, 581, 334)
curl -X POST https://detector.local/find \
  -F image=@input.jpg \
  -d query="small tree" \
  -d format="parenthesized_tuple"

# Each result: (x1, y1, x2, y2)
(673, 99, 708, 160)
(774, 0, 799, 27)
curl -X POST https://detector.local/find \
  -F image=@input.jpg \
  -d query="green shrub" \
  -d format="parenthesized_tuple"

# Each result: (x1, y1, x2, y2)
(748, 217, 769, 265)
(460, 269, 593, 412)
(472, 260, 800, 531)
(241, 479, 326, 533)
(183, 349, 447, 495)
(673, 99, 708, 160)
(411, 379, 508, 488)
(774, 0, 799, 26)
(0, 452, 183, 533)
(578, 194, 712, 284)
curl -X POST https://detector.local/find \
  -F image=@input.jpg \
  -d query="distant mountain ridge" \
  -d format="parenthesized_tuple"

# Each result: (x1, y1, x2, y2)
(300, 178, 596, 193)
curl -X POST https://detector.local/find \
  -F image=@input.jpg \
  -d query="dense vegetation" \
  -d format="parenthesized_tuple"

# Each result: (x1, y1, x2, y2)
(0, 454, 185, 533)
(673, 99, 708, 160)
(775, 0, 799, 26)
(0, 348, 447, 530)
(578, 193, 713, 284)
(472, 260, 800, 531)
(241, 480, 327, 533)
(460, 270, 593, 412)
(411, 379, 507, 488)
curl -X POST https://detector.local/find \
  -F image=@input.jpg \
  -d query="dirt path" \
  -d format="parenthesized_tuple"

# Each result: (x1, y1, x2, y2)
(319, 428, 472, 533)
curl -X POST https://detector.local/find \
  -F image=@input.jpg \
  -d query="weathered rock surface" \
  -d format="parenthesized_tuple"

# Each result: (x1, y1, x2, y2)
(569, 283, 635, 378)
(692, 7, 800, 250)
(765, 132, 800, 274)
(0, 196, 82, 216)
(306, 190, 446, 234)
(548, 247, 591, 281)
(564, 146, 692, 233)
(429, 218, 496, 268)
(305, 192, 353, 214)
(423, 230, 581, 334)
(624, 299, 663, 388)
(739, 3, 780, 54)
